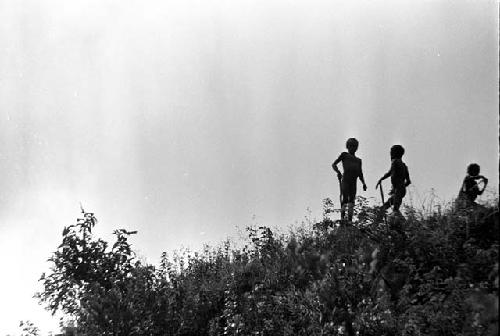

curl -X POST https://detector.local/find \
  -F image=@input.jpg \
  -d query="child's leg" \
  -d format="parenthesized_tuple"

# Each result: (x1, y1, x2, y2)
(343, 182, 356, 222)
(392, 188, 406, 213)
(347, 194, 356, 221)
(382, 197, 393, 210)
(347, 203, 354, 221)
(340, 190, 347, 220)
(340, 201, 347, 220)
(340, 181, 350, 221)
(392, 196, 402, 212)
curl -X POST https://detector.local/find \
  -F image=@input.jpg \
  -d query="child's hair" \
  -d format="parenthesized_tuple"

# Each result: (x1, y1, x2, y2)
(346, 138, 359, 150)
(390, 145, 405, 159)
(467, 163, 480, 176)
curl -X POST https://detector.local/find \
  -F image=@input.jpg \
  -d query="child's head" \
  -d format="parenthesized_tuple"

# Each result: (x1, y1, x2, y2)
(390, 145, 405, 159)
(467, 163, 480, 176)
(346, 138, 359, 153)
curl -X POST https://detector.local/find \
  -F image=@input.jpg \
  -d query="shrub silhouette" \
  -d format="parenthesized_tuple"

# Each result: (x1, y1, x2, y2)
(38, 197, 498, 335)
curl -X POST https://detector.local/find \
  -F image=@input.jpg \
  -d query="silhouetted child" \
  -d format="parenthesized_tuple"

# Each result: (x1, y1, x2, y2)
(376, 145, 411, 213)
(457, 163, 488, 206)
(332, 138, 367, 221)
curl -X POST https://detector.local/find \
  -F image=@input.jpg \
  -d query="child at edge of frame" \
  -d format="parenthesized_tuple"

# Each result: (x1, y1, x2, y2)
(331, 138, 367, 222)
(456, 163, 488, 208)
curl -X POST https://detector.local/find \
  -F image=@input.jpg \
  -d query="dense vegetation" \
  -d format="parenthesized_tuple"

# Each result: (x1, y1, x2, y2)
(37, 197, 498, 336)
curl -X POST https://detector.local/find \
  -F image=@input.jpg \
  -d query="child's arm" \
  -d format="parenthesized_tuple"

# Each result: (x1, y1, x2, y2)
(405, 166, 411, 187)
(477, 175, 488, 194)
(331, 153, 344, 181)
(359, 160, 367, 191)
(476, 175, 488, 183)
(376, 169, 391, 189)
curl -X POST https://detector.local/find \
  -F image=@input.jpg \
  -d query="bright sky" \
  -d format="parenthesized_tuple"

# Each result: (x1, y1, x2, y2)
(0, 0, 498, 334)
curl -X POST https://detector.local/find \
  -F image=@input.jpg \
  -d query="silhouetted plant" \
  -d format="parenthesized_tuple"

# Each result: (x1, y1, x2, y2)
(38, 197, 498, 335)
(18, 320, 40, 336)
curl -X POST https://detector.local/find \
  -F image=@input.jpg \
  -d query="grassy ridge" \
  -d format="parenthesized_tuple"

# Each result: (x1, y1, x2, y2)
(38, 198, 498, 335)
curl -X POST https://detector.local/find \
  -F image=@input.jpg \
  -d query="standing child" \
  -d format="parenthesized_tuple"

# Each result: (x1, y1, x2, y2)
(332, 138, 367, 222)
(376, 145, 411, 213)
(457, 163, 488, 206)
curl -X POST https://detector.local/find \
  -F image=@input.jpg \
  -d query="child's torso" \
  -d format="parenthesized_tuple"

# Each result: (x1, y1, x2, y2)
(341, 152, 361, 180)
(391, 159, 407, 188)
(459, 176, 480, 201)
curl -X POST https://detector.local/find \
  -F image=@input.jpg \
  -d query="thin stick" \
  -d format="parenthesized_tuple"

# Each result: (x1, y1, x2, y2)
(379, 183, 385, 205)
(378, 183, 388, 225)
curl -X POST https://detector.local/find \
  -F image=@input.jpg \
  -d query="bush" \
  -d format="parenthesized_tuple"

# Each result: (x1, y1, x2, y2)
(38, 198, 499, 335)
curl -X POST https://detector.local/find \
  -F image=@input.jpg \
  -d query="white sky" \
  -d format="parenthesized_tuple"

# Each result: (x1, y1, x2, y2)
(0, 0, 498, 334)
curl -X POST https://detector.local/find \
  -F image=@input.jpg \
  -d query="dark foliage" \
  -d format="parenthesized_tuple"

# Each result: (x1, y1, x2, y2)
(38, 198, 498, 335)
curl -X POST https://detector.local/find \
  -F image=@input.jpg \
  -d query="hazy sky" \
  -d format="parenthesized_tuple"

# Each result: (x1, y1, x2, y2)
(0, 0, 498, 333)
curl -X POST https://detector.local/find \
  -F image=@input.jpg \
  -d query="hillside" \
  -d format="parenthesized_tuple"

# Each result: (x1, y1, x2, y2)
(37, 198, 498, 336)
